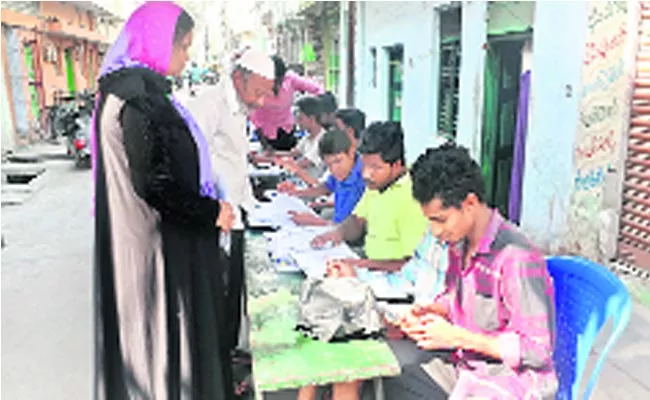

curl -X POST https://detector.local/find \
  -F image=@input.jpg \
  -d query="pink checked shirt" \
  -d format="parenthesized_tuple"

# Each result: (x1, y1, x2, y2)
(436, 210, 558, 399)
(249, 71, 324, 140)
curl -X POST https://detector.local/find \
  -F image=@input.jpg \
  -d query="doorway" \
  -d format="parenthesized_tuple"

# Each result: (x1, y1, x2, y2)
(64, 48, 76, 94)
(23, 44, 40, 120)
(481, 37, 527, 218)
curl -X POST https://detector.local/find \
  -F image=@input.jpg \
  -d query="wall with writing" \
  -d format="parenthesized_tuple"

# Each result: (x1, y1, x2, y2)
(567, 1, 633, 261)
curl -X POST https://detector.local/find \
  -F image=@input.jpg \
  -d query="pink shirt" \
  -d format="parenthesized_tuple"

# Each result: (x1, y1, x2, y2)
(436, 210, 557, 399)
(249, 71, 324, 140)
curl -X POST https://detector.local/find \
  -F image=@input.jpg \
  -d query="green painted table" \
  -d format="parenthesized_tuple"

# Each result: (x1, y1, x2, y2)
(245, 233, 400, 397)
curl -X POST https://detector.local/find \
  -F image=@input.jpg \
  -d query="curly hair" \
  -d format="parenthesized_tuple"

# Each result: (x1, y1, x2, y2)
(410, 143, 486, 208)
(357, 121, 405, 165)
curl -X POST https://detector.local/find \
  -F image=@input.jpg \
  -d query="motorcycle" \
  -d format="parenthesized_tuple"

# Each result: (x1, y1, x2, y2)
(63, 91, 94, 168)
(69, 113, 92, 168)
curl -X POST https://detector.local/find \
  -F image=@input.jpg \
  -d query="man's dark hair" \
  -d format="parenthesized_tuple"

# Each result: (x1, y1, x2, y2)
(357, 121, 404, 165)
(295, 96, 322, 118)
(410, 143, 486, 208)
(174, 10, 195, 44)
(318, 127, 353, 158)
(318, 92, 338, 113)
(335, 108, 366, 139)
(271, 55, 287, 96)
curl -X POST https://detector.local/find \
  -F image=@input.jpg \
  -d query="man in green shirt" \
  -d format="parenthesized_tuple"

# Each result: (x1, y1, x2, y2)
(311, 121, 428, 272)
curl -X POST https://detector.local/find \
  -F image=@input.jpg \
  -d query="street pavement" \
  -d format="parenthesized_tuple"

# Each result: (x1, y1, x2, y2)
(1, 144, 649, 399)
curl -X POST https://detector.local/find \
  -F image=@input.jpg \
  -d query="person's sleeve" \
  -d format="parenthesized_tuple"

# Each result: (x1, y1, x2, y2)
(120, 103, 220, 230)
(351, 190, 370, 220)
(288, 71, 325, 95)
(396, 197, 429, 258)
(497, 247, 555, 370)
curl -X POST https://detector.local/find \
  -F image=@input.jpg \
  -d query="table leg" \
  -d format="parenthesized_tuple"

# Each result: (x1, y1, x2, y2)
(373, 377, 384, 400)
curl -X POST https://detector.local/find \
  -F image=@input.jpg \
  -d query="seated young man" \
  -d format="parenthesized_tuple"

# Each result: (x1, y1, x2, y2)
(387, 144, 558, 399)
(311, 121, 428, 272)
(277, 127, 365, 227)
(272, 96, 328, 186)
(315, 144, 558, 400)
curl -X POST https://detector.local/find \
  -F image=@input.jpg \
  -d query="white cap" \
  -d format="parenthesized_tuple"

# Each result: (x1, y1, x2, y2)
(236, 49, 275, 81)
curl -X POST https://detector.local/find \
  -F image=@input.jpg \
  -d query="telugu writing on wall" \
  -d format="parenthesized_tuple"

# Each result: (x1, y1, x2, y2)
(570, 1, 629, 258)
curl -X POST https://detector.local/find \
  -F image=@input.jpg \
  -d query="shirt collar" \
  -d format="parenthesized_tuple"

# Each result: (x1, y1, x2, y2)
(378, 170, 408, 194)
(341, 155, 363, 184)
(452, 209, 504, 258)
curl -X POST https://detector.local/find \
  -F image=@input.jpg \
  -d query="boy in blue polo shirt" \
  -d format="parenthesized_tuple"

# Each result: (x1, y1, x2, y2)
(278, 127, 365, 226)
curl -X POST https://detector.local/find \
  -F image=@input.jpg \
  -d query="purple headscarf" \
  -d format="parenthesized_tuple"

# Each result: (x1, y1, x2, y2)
(91, 1, 218, 209)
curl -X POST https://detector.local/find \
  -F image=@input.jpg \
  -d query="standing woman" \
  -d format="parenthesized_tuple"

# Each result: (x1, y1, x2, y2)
(92, 2, 234, 399)
(249, 55, 324, 151)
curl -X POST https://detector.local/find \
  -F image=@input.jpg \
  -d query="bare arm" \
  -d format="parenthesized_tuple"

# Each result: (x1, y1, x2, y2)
(291, 167, 320, 186)
(293, 183, 330, 199)
(339, 214, 366, 243)
(356, 258, 410, 272)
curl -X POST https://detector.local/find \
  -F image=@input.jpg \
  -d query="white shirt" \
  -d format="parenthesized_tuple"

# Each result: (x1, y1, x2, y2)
(296, 129, 327, 179)
(187, 78, 254, 230)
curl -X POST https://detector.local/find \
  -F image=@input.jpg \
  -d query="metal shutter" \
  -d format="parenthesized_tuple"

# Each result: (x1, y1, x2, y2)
(619, 2, 650, 269)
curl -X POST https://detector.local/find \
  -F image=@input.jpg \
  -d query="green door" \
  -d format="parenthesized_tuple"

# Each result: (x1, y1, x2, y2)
(481, 39, 524, 218)
(64, 48, 76, 94)
(23, 45, 40, 119)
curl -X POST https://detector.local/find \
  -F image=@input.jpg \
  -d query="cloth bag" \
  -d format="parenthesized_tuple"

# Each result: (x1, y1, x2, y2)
(296, 277, 384, 342)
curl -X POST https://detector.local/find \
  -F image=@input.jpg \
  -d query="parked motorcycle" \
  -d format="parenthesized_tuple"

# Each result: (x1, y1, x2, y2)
(62, 91, 94, 168)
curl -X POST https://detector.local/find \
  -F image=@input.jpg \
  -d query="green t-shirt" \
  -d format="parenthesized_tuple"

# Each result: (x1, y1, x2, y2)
(352, 174, 428, 260)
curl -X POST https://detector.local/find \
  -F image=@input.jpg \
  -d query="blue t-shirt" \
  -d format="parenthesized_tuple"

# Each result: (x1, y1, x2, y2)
(325, 156, 365, 223)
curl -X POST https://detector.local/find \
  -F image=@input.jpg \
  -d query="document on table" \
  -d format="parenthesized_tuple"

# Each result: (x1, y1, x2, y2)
(248, 194, 313, 229)
(289, 244, 359, 278)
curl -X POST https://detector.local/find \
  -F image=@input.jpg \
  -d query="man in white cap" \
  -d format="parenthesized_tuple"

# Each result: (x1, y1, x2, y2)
(187, 48, 275, 364)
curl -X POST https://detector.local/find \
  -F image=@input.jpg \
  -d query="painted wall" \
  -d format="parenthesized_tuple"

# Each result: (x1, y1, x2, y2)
(456, 1, 487, 161)
(567, 2, 635, 261)
(519, 1, 589, 252)
(487, 1, 535, 35)
(1, 63, 16, 152)
(351, 1, 439, 164)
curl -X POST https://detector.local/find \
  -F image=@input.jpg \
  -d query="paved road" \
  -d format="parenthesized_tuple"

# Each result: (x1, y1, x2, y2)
(2, 159, 93, 400)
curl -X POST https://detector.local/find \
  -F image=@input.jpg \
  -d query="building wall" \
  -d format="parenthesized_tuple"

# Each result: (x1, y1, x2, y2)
(519, 1, 589, 252)
(456, 1, 487, 161)
(2, 2, 106, 111)
(1, 63, 16, 152)
(352, 1, 439, 164)
(566, 2, 636, 261)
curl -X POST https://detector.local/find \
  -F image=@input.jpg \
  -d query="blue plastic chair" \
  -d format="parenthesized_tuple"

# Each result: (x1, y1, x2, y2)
(546, 256, 632, 400)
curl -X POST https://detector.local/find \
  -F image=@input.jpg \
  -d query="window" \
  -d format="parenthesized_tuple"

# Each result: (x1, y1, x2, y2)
(387, 44, 403, 122)
(437, 6, 462, 137)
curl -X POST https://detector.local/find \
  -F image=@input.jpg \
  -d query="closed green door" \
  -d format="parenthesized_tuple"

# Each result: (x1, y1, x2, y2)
(64, 48, 76, 93)
(23, 45, 40, 118)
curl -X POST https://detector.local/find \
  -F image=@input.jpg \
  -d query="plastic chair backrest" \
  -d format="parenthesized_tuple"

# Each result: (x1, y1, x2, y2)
(546, 256, 632, 400)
